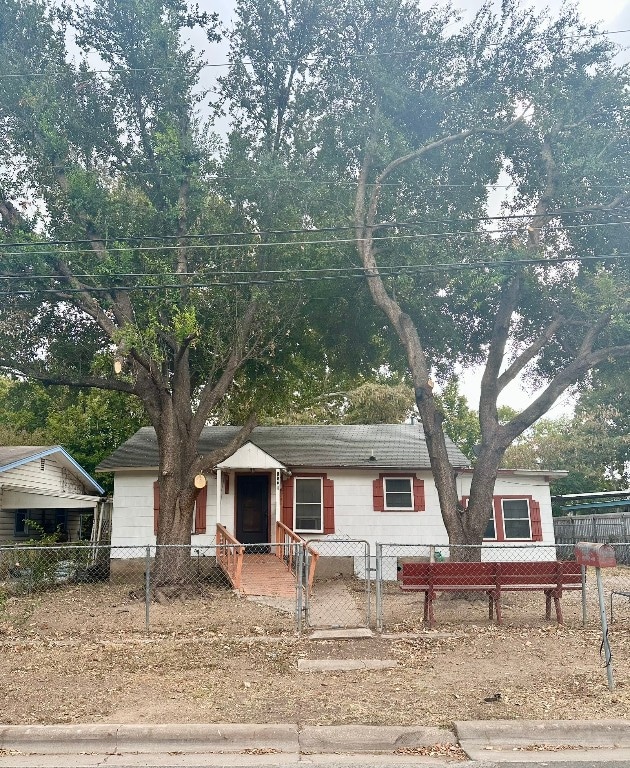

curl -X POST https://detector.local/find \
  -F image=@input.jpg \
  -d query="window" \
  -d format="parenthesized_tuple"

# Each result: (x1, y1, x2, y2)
(502, 499, 531, 539)
(484, 510, 496, 539)
(384, 477, 413, 510)
(14, 510, 31, 536)
(294, 477, 323, 532)
(462, 494, 541, 541)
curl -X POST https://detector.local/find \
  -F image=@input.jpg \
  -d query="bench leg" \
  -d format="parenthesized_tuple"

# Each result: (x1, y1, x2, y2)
(545, 591, 552, 620)
(494, 591, 502, 625)
(427, 590, 435, 629)
(488, 592, 493, 621)
(423, 591, 429, 624)
(554, 590, 564, 625)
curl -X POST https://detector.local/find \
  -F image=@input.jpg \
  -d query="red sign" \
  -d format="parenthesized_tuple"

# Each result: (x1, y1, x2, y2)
(574, 542, 617, 568)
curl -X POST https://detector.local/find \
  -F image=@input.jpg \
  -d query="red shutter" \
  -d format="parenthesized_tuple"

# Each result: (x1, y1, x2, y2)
(281, 477, 294, 529)
(153, 481, 160, 535)
(323, 477, 335, 534)
(224, 473, 229, 495)
(530, 499, 543, 541)
(373, 477, 384, 511)
(195, 484, 207, 534)
(413, 477, 425, 511)
(493, 496, 505, 541)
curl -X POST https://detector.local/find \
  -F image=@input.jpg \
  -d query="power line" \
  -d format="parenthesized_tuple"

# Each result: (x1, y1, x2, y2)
(0, 220, 628, 259)
(1, 209, 628, 252)
(1, 28, 628, 79)
(1, 253, 628, 295)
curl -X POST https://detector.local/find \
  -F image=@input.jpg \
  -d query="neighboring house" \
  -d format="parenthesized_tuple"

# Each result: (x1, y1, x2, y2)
(0, 446, 105, 544)
(97, 425, 564, 559)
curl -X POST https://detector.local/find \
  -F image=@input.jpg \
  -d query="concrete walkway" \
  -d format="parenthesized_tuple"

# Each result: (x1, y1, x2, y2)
(307, 580, 366, 628)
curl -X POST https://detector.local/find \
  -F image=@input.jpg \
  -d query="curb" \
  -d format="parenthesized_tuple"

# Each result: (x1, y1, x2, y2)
(300, 725, 455, 753)
(0, 724, 298, 755)
(0, 723, 453, 756)
(455, 719, 630, 748)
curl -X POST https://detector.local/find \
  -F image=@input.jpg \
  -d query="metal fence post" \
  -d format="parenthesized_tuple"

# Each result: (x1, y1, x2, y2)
(581, 565, 587, 626)
(145, 545, 151, 633)
(296, 545, 304, 634)
(365, 543, 371, 627)
(375, 543, 383, 633)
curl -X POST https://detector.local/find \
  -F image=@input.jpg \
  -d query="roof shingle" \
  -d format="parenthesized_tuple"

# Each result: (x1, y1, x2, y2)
(96, 424, 470, 472)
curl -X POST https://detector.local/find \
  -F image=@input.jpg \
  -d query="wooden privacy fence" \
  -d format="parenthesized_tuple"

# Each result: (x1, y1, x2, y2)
(554, 513, 630, 563)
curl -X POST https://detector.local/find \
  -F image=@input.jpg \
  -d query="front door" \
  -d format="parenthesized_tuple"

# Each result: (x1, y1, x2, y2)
(236, 474, 270, 544)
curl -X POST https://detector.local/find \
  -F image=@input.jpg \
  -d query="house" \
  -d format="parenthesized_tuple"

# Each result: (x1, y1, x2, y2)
(0, 446, 105, 544)
(97, 425, 563, 560)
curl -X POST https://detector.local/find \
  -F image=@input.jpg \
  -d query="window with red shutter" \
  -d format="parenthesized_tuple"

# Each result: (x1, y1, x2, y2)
(374, 474, 424, 511)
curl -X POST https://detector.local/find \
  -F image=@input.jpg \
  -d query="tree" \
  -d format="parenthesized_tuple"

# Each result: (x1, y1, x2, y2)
(225, 0, 630, 555)
(331, 0, 630, 553)
(0, 0, 292, 586)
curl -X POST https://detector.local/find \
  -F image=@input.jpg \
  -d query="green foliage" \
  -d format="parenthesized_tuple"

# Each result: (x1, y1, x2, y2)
(0, 378, 147, 491)
(436, 379, 480, 462)
(502, 366, 630, 495)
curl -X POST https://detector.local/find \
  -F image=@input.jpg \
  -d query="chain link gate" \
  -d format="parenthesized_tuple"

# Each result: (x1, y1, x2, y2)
(301, 539, 371, 632)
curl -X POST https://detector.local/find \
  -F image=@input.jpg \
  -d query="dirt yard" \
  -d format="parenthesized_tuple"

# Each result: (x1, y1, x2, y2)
(1, 576, 629, 728)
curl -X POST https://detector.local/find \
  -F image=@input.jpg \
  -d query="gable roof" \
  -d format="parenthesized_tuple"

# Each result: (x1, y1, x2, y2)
(0, 446, 105, 495)
(96, 424, 471, 472)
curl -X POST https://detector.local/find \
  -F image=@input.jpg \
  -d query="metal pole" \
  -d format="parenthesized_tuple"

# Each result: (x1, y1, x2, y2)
(145, 545, 151, 634)
(375, 543, 383, 633)
(595, 566, 614, 691)
(581, 565, 587, 627)
(365, 543, 371, 627)
(296, 545, 304, 634)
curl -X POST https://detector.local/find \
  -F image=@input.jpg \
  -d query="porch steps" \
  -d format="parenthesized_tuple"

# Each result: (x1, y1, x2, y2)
(237, 554, 297, 598)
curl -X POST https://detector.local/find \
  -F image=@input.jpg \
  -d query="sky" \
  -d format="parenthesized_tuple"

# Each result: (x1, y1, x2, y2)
(189, 0, 629, 417)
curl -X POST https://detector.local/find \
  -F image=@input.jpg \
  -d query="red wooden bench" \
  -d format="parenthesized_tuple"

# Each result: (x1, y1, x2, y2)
(399, 560, 582, 628)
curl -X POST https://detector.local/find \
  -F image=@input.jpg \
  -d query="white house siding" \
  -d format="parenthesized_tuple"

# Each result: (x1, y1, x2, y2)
(0, 456, 99, 544)
(110, 467, 557, 579)
(0, 454, 88, 496)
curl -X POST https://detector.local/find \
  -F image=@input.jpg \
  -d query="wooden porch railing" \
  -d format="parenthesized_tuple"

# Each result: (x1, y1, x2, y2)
(216, 524, 245, 591)
(275, 521, 319, 593)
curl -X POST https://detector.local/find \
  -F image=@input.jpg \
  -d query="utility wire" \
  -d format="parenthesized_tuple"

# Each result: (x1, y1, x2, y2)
(1, 254, 628, 295)
(1, 209, 628, 252)
(1, 28, 628, 79)
(1, 221, 629, 260)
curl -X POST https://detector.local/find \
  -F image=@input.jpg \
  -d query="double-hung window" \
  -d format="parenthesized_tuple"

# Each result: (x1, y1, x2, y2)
(502, 499, 531, 539)
(384, 477, 413, 510)
(484, 509, 497, 540)
(295, 477, 323, 533)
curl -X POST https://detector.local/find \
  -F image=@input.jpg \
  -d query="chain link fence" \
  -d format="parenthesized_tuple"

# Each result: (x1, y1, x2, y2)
(376, 542, 630, 632)
(1, 539, 629, 638)
(303, 539, 371, 631)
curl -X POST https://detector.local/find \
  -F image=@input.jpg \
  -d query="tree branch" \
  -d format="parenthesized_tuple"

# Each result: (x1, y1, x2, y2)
(192, 411, 258, 476)
(497, 315, 564, 392)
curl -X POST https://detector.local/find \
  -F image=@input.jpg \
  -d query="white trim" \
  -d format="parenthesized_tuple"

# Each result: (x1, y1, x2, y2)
(383, 476, 414, 511)
(294, 476, 324, 534)
(502, 498, 532, 540)
(0, 483, 101, 503)
(216, 469, 222, 527)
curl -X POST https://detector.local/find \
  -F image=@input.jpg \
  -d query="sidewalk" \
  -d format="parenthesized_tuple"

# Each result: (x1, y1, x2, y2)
(0, 720, 629, 766)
